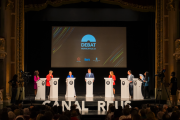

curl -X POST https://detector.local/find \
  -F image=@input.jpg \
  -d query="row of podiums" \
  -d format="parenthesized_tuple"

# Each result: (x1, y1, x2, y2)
(35, 78, 144, 100)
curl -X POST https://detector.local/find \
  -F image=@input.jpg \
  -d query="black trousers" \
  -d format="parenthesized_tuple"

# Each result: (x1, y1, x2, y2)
(46, 86, 50, 97)
(129, 83, 133, 96)
(11, 88, 17, 104)
(144, 86, 150, 98)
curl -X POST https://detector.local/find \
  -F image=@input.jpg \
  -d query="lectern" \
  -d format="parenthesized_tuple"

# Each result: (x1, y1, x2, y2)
(35, 78, 46, 100)
(49, 78, 59, 99)
(133, 78, 144, 99)
(120, 78, 130, 99)
(104, 78, 114, 97)
(85, 78, 94, 97)
(65, 78, 76, 98)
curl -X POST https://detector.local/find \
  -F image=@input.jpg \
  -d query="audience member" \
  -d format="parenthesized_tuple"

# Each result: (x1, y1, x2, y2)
(8, 111, 16, 120)
(1, 102, 180, 120)
(119, 108, 131, 120)
(107, 106, 115, 120)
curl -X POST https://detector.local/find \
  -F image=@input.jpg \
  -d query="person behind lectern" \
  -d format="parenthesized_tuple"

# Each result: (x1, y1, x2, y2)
(85, 69, 95, 82)
(109, 71, 116, 94)
(127, 70, 134, 98)
(46, 70, 53, 98)
(34, 70, 40, 96)
(139, 74, 145, 96)
(143, 71, 150, 99)
(67, 71, 76, 97)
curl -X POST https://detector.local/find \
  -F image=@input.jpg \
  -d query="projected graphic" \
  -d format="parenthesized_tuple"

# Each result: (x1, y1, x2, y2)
(51, 27, 127, 67)
(81, 34, 96, 50)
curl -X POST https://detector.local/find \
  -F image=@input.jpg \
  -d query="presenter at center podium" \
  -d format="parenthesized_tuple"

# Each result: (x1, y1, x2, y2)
(85, 69, 95, 82)
(127, 70, 134, 99)
(109, 71, 116, 94)
(67, 71, 76, 97)
(46, 70, 53, 99)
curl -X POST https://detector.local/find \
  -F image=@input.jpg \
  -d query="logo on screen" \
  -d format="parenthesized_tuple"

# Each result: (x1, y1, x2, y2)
(77, 57, 81, 62)
(81, 34, 96, 50)
(93, 57, 100, 62)
(84, 58, 90, 61)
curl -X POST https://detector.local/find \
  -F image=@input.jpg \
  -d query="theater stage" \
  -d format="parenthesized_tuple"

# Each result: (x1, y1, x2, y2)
(23, 94, 165, 109)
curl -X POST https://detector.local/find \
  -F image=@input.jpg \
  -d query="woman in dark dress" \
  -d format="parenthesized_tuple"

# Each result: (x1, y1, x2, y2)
(170, 72, 177, 106)
(144, 71, 150, 99)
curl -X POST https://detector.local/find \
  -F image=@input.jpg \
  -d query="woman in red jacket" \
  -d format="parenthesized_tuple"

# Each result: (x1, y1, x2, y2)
(109, 71, 116, 94)
(46, 70, 53, 98)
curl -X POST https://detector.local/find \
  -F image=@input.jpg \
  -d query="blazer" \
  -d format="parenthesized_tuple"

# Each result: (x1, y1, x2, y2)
(109, 75, 116, 85)
(144, 77, 150, 86)
(46, 74, 53, 86)
(85, 73, 95, 80)
(67, 75, 74, 78)
(128, 74, 134, 82)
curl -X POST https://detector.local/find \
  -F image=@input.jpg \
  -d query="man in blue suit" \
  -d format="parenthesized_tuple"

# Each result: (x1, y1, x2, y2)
(85, 69, 95, 82)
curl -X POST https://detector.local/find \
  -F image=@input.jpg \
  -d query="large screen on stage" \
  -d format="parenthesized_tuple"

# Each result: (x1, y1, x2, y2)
(51, 27, 127, 67)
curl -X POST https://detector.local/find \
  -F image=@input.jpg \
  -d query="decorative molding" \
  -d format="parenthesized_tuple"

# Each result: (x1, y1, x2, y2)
(173, 39, 180, 61)
(166, 0, 175, 11)
(6, 0, 14, 10)
(24, 0, 155, 12)
(0, 38, 5, 51)
(0, 89, 3, 104)
(0, 52, 7, 59)
(0, 38, 7, 59)
(156, 0, 163, 73)
(16, 0, 24, 79)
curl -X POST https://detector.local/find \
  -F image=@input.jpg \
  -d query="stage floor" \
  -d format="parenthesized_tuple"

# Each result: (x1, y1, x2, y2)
(24, 94, 155, 102)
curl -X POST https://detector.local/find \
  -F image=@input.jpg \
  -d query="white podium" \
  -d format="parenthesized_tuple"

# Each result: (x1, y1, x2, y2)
(133, 78, 144, 99)
(49, 78, 59, 99)
(35, 78, 46, 100)
(120, 78, 130, 99)
(85, 78, 94, 97)
(65, 78, 76, 98)
(104, 78, 114, 97)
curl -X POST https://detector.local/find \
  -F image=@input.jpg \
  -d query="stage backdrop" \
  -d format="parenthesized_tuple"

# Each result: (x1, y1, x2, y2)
(51, 27, 127, 68)
(25, 3, 155, 96)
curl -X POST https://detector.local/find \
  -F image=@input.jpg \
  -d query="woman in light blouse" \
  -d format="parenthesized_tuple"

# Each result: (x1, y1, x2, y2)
(67, 71, 76, 97)
(34, 70, 40, 96)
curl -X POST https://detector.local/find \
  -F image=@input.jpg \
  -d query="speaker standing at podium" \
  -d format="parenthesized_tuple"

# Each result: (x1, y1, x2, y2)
(139, 74, 145, 96)
(67, 71, 76, 97)
(109, 71, 116, 94)
(85, 69, 95, 82)
(34, 70, 40, 96)
(143, 71, 150, 99)
(46, 70, 53, 98)
(127, 70, 134, 98)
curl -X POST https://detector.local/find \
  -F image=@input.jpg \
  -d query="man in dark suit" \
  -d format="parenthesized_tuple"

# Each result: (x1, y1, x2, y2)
(85, 69, 95, 82)
(128, 70, 134, 99)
